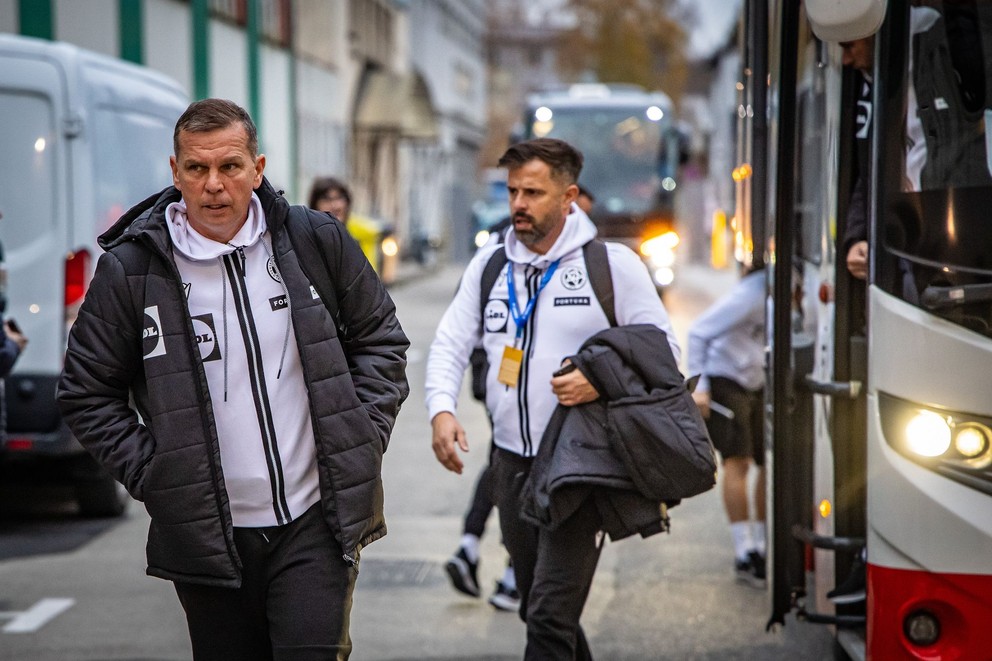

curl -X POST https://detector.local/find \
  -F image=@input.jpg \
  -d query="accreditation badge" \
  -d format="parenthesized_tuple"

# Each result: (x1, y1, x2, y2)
(497, 344, 524, 388)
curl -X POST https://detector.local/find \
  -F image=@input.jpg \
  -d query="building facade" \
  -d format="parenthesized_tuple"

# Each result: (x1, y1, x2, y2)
(0, 0, 487, 261)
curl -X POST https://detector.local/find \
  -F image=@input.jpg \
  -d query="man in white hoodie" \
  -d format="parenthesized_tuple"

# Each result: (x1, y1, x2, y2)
(427, 138, 678, 660)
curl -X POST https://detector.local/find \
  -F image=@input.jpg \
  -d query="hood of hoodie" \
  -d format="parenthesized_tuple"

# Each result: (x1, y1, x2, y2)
(99, 177, 289, 255)
(165, 193, 266, 261)
(503, 203, 597, 268)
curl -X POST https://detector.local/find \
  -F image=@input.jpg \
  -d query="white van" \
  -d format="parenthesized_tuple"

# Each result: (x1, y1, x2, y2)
(0, 34, 188, 516)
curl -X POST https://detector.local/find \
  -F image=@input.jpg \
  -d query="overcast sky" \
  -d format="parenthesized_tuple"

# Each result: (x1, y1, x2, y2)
(684, 0, 743, 59)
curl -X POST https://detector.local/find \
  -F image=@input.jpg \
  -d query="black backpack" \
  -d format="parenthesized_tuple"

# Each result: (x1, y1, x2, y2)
(470, 239, 615, 401)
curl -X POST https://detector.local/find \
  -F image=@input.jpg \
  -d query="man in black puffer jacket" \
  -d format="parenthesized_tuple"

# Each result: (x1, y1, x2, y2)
(57, 99, 409, 661)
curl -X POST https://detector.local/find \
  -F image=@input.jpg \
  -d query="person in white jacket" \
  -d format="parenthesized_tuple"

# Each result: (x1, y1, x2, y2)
(687, 264, 767, 587)
(426, 138, 678, 660)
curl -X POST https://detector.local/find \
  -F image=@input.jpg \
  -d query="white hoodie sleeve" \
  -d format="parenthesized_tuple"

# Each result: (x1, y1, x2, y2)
(424, 244, 500, 422)
(607, 243, 682, 364)
(686, 271, 762, 394)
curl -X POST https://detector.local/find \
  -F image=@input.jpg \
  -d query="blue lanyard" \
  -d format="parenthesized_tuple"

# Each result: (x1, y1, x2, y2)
(507, 260, 560, 340)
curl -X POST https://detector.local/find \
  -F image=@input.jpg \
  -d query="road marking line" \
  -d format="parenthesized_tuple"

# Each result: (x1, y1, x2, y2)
(2, 598, 75, 633)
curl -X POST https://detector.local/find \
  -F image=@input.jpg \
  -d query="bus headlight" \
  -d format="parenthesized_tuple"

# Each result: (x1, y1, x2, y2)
(653, 267, 675, 287)
(640, 231, 679, 267)
(879, 393, 992, 490)
(954, 424, 991, 466)
(474, 230, 491, 248)
(905, 410, 951, 458)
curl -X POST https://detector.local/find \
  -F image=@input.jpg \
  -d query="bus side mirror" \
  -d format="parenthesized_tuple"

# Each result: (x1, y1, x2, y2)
(806, 0, 885, 42)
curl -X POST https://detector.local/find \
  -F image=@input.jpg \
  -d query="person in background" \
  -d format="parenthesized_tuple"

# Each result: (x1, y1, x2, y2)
(444, 444, 520, 612)
(0, 206, 28, 441)
(576, 184, 595, 215)
(57, 99, 409, 660)
(309, 176, 386, 273)
(839, 36, 874, 280)
(427, 138, 678, 659)
(687, 262, 767, 587)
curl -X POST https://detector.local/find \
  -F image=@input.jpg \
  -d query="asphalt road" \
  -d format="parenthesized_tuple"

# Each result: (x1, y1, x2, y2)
(0, 261, 839, 660)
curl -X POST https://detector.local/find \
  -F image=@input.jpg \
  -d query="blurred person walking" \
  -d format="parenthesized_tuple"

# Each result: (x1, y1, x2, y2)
(0, 205, 28, 441)
(687, 263, 767, 586)
(309, 176, 391, 277)
(57, 98, 409, 660)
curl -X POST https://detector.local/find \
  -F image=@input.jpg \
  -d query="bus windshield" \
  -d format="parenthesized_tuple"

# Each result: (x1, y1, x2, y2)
(528, 106, 668, 216)
(878, 0, 992, 339)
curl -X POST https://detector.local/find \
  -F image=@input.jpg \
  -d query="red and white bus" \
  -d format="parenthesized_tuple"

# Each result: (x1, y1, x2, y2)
(736, 0, 992, 658)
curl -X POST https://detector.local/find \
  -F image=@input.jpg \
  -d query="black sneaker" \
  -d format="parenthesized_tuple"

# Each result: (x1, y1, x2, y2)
(444, 547, 480, 597)
(828, 555, 866, 604)
(735, 551, 766, 588)
(488, 580, 521, 612)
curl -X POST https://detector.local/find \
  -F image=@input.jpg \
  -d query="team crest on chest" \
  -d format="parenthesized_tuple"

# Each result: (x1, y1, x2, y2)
(267, 256, 281, 283)
(560, 266, 586, 290)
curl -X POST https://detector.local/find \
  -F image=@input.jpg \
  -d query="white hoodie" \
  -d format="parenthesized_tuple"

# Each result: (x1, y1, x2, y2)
(426, 205, 680, 457)
(165, 194, 319, 527)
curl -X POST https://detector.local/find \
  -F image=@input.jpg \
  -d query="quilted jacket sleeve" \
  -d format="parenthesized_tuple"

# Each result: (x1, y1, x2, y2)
(57, 251, 155, 500)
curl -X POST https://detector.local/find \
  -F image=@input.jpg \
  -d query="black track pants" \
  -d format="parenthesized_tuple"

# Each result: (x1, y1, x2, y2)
(174, 502, 357, 661)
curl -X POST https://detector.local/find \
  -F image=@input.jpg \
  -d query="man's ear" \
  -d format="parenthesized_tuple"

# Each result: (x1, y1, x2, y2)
(253, 154, 266, 188)
(170, 155, 180, 190)
(563, 183, 579, 211)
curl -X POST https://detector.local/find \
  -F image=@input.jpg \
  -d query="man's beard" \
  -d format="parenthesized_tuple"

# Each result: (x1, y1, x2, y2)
(513, 213, 547, 248)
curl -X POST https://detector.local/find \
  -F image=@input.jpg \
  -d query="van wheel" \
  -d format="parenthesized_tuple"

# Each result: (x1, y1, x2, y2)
(75, 476, 129, 518)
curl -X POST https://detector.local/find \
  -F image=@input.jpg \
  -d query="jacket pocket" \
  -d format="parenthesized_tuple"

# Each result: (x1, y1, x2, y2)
(606, 386, 717, 501)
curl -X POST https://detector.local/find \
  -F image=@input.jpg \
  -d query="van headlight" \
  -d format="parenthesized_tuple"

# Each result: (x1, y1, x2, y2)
(880, 393, 992, 490)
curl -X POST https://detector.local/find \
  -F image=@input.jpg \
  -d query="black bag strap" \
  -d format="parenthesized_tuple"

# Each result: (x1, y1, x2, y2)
(582, 239, 616, 328)
(478, 238, 616, 328)
(285, 206, 341, 329)
(478, 248, 509, 323)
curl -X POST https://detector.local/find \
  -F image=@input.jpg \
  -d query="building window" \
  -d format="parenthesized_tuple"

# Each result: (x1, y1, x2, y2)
(210, 0, 247, 24)
(454, 61, 474, 100)
(260, 0, 291, 46)
(349, 0, 394, 66)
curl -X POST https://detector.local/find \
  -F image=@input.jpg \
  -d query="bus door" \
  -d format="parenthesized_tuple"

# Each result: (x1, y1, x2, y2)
(763, 0, 870, 638)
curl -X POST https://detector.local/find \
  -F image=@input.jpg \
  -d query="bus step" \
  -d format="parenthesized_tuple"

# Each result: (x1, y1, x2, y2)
(798, 610, 866, 629)
(791, 525, 865, 551)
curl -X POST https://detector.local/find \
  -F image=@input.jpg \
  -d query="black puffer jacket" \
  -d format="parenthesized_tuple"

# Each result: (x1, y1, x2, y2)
(522, 324, 715, 540)
(57, 178, 409, 587)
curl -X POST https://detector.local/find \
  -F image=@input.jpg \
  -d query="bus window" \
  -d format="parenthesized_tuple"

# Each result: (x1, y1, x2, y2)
(904, 2, 992, 191)
(879, 0, 992, 337)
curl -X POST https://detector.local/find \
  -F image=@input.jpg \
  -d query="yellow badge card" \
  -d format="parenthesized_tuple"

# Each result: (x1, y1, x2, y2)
(497, 345, 524, 388)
